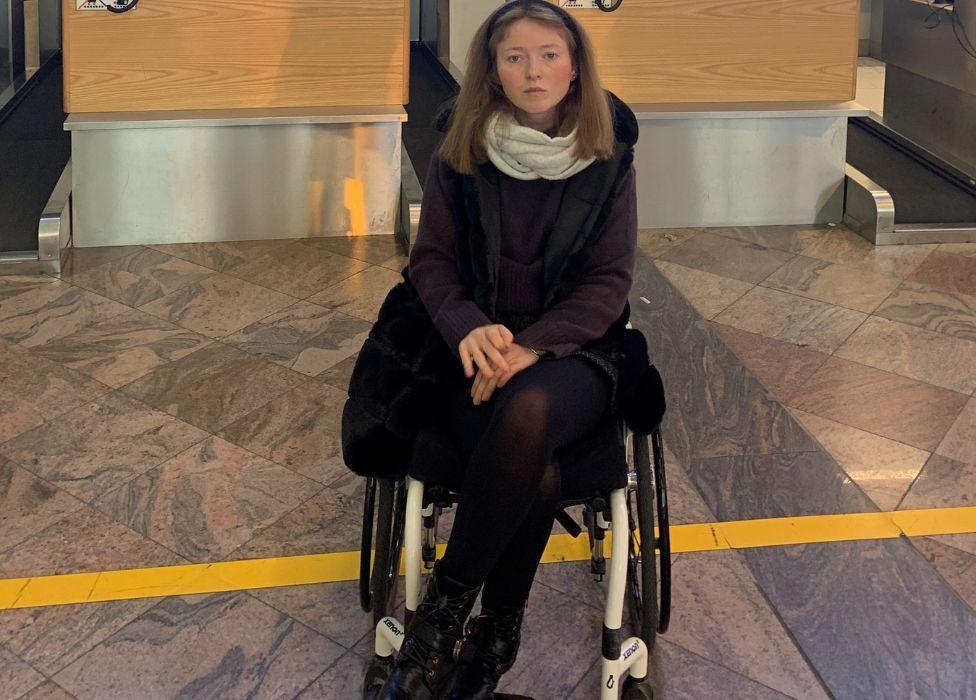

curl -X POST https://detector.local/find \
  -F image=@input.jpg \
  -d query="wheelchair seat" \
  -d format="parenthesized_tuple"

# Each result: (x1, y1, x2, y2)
(407, 415, 629, 502)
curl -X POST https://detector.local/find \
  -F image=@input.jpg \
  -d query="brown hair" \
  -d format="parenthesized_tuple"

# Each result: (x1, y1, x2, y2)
(439, 0, 615, 174)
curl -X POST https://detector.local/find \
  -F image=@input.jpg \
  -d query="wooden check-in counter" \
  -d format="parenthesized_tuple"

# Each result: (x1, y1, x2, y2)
(448, 0, 869, 226)
(62, 0, 410, 246)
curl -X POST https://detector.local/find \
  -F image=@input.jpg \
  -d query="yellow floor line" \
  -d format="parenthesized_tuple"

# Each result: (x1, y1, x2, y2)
(1, 506, 974, 611)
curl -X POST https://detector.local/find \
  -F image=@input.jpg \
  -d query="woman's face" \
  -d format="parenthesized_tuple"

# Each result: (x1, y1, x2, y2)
(494, 19, 575, 131)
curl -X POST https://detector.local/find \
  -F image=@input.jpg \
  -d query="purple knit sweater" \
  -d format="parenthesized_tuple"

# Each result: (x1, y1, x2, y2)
(408, 152, 637, 359)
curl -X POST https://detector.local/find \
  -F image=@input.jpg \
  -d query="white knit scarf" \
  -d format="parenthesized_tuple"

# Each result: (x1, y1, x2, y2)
(484, 111, 595, 181)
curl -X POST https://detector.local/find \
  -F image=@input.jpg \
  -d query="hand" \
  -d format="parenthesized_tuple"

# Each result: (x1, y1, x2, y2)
(459, 324, 514, 379)
(471, 343, 542, 405)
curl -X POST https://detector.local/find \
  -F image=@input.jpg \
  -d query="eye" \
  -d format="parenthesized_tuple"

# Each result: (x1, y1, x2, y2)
(506, 55, 522, 63)
(545, 52, 559, 60)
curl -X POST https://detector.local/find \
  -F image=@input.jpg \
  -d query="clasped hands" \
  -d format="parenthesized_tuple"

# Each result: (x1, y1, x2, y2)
(459, 324, 541, 405)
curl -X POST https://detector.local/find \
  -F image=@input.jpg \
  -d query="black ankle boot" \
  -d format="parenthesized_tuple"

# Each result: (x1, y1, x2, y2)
(381, 568, 482, 700)
(446, 604, 525, 700)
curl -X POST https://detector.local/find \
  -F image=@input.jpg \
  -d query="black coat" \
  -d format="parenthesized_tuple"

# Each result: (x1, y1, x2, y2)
(342, 93, 664, 478)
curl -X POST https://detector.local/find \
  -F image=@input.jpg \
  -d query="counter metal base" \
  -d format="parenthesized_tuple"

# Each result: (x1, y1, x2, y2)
(65, 107, 406, 247)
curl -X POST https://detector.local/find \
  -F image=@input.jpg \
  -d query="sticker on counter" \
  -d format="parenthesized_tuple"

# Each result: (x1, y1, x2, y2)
(76, 0, 104, 10)
(557, 0, 600, 8)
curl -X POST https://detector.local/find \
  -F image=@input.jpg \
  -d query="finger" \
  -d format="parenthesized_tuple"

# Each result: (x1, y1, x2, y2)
(471, 346, 494, 378)
(482, 343, 509, 374)
(471, 372, 484, 400)
(480, 376, 499, 403)
(496, 369, 513, 388)
(459, 342, 474, 378)
(499, 325, 514, 345)
(488, 327, 510, 352)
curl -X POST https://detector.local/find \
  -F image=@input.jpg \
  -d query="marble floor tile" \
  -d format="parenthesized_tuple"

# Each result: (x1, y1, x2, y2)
(67, 248, 215, 307)
(0, 506, 183, 579)
(1, 392, 207, 504)
(937, 397, 976, 466)
(933, 534, 976, 558)
(630, 279, 819, 462)
(0, 274, 59, 302)
(221, 302, 371, 377)
(0, 646, 45, 700)
(787, 357, 969, 451)
(741, 539, 976, 698)
(836, 315, 976, 394)
(688, 451, 873, 524)
(227, 242, 370, 299)
(138, 273, 297, 339)
(875, 281, 976, 342)
(318, 352, 359, 393)
(666, 551, 824, 699)
(711, 323, 830, 401)
(0, 282, 130, 348)
(250, 580, 370, 649)
(789, 409, 929, 511)
(531, 561, 607, 613)
(59, 246, 144, 279)
(145, 239, 295, 273)
(299, 653, 368, 699)
(219, 383, 347, 486)
(635, 228, 699, 259)
(907, 250, 976, 298)
(652, 261, 753, 320)
(711, 224, 832, 254)
(95, 436, 321, 562)
(28, 308, 213, 388)
(713, 286, 866, 354)
(797, 230, 936, 279)
(295, 650, 366, 699)
(0, 340, 110, 443)
(233, 483, 363, 560)
(937, 242, 976, 258)
(658, 447, 715, 525)
(307, 266, 402, 322)
(120, 343, 304, 433)
(0, 458, 83, 555)
(301, 234, 406, 265)
(569, 638, 793, 700)
(0, 599, 161, 677)
(496, 582, 603, 699)
(376, 252, 409, 273)
(761, 255, 903, 313)
(900, 453, 975, 511)
(16, 682, 76, 700)
(53, 592, 344, 700)
(913, 538, 976, 612)
(658, 231, 795, 284)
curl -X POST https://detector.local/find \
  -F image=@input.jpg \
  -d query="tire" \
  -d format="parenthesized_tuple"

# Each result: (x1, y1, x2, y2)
(370, 479, 404, 629)
(622, 676, 654, 699)
(627, 432, 659, 652)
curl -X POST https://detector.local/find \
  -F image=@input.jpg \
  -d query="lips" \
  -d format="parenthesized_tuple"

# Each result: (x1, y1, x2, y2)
(524, 88, 545, 93)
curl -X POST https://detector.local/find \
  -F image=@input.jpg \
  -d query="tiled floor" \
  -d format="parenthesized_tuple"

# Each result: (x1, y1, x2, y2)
(1, 227, 975, 698)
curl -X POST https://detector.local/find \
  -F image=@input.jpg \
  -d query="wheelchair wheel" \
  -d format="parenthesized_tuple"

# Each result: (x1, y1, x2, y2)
(650, 428, 672, 633)
(370, 478, 406, 629)
(623, 676, 655, 699)
(627, 432, 658, 651)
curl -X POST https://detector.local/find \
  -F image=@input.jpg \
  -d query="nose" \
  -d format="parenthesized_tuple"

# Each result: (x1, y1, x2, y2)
(525, 57, 542, 80)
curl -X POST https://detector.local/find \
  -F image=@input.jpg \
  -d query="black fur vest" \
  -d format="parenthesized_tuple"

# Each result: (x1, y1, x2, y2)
(341, 93, 662, 478)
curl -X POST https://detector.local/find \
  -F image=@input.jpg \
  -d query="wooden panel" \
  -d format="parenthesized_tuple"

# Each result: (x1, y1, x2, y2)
(568, 0, 859, 103)
(63, 0, 406, 112)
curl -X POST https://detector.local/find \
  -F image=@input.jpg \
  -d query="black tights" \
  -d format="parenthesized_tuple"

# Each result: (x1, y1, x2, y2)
(437, 357, 609, 609)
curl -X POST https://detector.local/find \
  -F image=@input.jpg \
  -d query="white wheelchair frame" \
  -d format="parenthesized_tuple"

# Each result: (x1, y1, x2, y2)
(371, 453, 654, 699)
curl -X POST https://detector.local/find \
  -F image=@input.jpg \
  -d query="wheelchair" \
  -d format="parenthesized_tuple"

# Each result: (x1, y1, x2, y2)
(356, 393, 672, 700)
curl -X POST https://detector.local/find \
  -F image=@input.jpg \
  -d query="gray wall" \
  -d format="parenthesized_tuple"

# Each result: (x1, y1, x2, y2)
(38, 0, 59, 59)
(1, 0, 11, 54)
(410, 0, 420, 42)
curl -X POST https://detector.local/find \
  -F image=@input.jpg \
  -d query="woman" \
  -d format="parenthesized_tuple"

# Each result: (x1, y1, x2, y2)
(379, 1, 638, 696)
